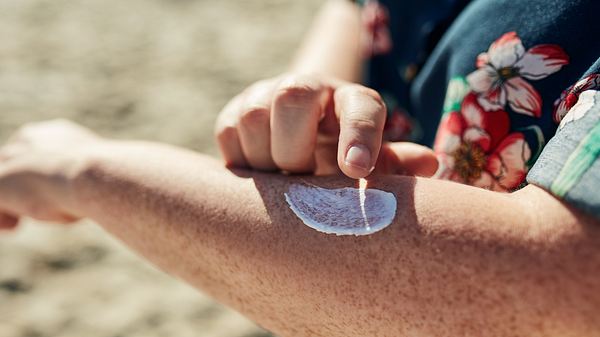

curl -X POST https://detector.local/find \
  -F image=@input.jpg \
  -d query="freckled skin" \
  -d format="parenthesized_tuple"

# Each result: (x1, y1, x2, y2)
(5, 2, 597, 335)
(72, 140, 600, 337)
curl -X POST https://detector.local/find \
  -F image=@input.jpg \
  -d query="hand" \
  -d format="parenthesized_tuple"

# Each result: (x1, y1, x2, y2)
(214, 74, 438, 178)
(0, 119, 99, 229)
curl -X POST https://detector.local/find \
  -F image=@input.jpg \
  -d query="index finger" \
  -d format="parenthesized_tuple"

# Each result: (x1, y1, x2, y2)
(334, 85, 387, 179)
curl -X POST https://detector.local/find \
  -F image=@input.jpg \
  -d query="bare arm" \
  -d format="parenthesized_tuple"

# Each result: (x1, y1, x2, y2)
(69, 139, 600, 337)
(1, 121, 598, 336)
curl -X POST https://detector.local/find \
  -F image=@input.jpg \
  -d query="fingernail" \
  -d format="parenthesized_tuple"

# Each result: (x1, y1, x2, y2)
(345, 144, 373, 172)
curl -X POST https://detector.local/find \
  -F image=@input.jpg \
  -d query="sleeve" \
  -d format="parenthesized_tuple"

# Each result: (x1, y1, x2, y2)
(527, 70, 600, 218)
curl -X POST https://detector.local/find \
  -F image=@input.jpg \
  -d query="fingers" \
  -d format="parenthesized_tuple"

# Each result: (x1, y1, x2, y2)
(215, 95, 248, 168)
(214, 79, 279, 170)
(216, 74, 389, 178)
(236, 80, 278, 170)
(334, 85, 387, 179)
(374, 142, 439, 177)
(216, 75, 332, 173)
(270, 76, 328, 173)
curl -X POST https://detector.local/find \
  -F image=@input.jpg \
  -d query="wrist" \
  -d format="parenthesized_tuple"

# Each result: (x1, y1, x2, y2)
(65, 138, 117, 218)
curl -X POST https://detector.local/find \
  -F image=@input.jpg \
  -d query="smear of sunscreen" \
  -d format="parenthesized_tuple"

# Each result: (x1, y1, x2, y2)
(284, 179, 397, 236)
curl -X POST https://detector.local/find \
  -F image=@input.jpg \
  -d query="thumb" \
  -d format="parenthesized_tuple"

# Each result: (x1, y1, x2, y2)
(334, 85, 387, 179)
(374, 142, 439, 177)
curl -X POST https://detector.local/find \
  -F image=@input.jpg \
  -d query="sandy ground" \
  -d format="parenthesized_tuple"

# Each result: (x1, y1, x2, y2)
(0, 0, 322, 336)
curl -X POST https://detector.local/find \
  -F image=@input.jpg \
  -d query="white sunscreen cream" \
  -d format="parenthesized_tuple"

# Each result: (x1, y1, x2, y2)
(284, 180, 397, 236)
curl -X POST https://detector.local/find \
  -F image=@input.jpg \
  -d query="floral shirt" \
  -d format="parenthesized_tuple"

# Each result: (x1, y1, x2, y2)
(358, 0, 600, 217)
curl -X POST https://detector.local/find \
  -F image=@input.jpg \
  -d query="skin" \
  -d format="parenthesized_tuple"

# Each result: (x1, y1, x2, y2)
(1, 1, 599, 336)
(0, 120, 599, 337)
(215, 0, 439, 179)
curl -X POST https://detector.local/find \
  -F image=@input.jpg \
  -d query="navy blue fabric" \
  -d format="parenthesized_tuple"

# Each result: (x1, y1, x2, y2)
(358, 0, 600, 218)
(362, 0, 600, 146)
(361, 0, 469, 117)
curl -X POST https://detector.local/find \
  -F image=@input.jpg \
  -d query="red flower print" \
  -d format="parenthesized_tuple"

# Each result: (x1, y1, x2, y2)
(361, 0, 392, 57)
(557, 90, 599, 130)
(467, 32, 569, 117)
(434, 93, 531, 191)
(553, 74, 600, 123)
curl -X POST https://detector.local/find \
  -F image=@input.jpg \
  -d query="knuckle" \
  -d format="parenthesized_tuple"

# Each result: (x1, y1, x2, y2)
(357, 86, 383, 101)
(275, 75, 322, 106)
(214, 125, 238, 144)
(346, 115, 380, 134)
(340, 85, 386, 112)
(338, 86, 387, 129)
(214, 111, 237, 135)
(239, 106, 270, 126)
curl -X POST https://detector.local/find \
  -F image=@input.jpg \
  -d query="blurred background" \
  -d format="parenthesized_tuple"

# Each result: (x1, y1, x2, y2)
(0, 0, 322, 336)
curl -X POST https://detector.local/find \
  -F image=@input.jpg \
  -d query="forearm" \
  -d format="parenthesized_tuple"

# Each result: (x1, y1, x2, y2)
(71, 140, 600, 337)
(290, 0, 363, 82)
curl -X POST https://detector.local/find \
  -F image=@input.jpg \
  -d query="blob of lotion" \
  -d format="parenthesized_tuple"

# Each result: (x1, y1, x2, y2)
(284, 180, 397, 236)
